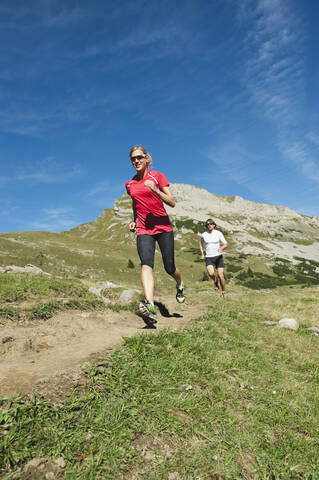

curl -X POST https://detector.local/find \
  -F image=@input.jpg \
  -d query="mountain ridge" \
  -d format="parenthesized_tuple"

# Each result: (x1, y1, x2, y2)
(1, 183, 319, 288)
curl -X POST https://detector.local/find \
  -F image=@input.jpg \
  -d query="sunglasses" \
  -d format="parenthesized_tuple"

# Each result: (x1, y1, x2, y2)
(131, 155, 146, 162)
(206, 222, 215, 226)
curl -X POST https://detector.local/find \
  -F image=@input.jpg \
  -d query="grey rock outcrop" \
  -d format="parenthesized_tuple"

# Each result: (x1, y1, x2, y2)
(278, 318, 299, 331)
(0, 264, 51, 275)
(119, 289, 140, 305)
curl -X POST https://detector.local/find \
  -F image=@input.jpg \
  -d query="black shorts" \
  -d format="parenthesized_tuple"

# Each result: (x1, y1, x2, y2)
(205, 255, 224, 269)
(136, 231, 176, 275)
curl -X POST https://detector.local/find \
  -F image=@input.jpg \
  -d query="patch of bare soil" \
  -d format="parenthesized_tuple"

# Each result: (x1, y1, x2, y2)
(0, 296, 203, 400)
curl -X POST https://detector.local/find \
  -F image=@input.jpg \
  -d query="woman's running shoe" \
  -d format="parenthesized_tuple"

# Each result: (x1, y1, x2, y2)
(137, 301, 157, 325)
(176, 283, 186, 303)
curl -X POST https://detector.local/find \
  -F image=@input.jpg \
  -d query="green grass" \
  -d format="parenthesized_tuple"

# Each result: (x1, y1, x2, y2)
(0, 275, 138, 321)
(0, 274, 92, 303)
(1, 292, 318, 479)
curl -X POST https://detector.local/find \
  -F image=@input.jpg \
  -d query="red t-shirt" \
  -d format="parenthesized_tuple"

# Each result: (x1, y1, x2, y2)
(125, 170, 173, 235)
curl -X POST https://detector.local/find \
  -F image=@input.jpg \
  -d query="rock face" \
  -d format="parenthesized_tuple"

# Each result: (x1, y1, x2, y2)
(119, 289, 140, 305)
(1, 183, 319, 281)
(0, 264, 50, 275)
(278, 318, 299, 331)
(110, 183, 319, 263)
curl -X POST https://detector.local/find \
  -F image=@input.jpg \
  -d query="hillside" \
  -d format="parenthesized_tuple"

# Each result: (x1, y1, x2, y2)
(1, 185, 319, 479)
(0, 183, 319, 289)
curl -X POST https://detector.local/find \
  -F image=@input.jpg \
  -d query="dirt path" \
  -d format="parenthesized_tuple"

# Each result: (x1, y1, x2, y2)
(0, 296, 205, 400)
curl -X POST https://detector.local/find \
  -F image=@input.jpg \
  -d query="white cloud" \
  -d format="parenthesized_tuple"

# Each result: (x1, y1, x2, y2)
(206, 142, 262, 187)
(0, 209, 11, 216)
(306, 132, 319, 148)
(42, 208, 73, 218)
(86, 180, 125, 209)
(116, 25, 182, 50)
(0, 159, 84, 185)
(238, 0, 319, 186)
(29, 218, 78, 231)
(279, 139, 319, 182)
(242, 0, 304, 126)
(28, 206, 78, 232)
(43, 8, 85, 27)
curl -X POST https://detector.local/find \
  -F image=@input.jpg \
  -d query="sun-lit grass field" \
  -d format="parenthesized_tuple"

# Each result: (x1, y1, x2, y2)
(1, 282, 318, 479)
(1, 192, 319, 478)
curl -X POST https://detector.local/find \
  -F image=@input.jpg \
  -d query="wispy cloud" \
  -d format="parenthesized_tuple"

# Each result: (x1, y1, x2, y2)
(243, 0, 304, 126)
(0, 111, 58, 136)
(42, 208, 73, 218)
(29, 218, 78, 231)
(43, 7, 85, 27)
(27, 206, 79, 232)
(206, 142, 263, 188)
(0, 159, 84, 185)
(279, 138, 319, 182)
(116, 25, 182, 50)
(86, 180, 125, 208)
(0, 209, 11, 216)
(0, 4, 86, 30)
(306, 131, 319, 148)
(237, 0, 319, 186)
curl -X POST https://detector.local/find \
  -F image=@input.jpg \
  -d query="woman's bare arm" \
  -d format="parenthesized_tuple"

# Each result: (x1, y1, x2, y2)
(144, 181, 176, 207)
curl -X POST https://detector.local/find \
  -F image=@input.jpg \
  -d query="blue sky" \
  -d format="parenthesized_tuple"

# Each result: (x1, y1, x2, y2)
(1, 0, 319, 233)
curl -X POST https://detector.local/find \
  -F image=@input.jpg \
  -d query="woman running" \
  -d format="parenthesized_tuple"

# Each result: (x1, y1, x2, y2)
(126, 145, 185, 325)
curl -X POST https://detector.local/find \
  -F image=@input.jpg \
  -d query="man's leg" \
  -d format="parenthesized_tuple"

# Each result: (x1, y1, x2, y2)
(206, 264, 218, 289)
(217, 268, 226, 292)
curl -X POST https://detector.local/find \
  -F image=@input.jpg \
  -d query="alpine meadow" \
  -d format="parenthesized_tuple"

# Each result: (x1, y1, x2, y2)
(1, 184, 319, 480)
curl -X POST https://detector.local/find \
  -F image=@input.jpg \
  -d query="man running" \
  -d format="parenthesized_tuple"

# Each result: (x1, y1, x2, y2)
(200, 219, 228, 297)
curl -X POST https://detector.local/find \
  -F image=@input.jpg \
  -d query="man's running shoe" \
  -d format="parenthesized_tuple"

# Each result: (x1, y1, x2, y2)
(137, 301, 157, 325)
(214, 279, 219, 291)
(176, 283, 186, 303)
(221, 291, 226, 298)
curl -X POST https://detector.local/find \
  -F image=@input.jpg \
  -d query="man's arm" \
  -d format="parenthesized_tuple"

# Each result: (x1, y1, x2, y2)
(199, 238, 206, 260)
(218, 242, 228, 253)
(218, 233, 228, 253)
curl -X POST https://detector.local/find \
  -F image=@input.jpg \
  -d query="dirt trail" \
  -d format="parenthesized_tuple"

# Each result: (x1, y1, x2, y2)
(0, 296, 205, 400)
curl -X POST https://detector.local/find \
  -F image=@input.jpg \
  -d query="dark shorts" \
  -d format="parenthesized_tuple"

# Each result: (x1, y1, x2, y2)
(136, 231, 176, 275)
(206, 255, 224, 269)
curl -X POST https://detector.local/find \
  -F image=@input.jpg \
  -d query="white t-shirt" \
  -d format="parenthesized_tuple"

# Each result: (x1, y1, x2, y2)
(200, 229, 227, 258)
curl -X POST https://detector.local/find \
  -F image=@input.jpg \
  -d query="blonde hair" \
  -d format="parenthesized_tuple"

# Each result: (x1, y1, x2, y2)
(129, 145, 152, 167)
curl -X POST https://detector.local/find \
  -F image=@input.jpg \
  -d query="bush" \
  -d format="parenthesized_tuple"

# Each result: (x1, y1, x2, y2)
(127, 259, 135, 269)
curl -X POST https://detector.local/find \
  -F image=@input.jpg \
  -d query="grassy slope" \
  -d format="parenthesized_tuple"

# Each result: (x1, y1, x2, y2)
(1, 285, 318, 479)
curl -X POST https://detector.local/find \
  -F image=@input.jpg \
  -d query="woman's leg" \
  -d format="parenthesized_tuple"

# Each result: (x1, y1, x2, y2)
(157, 232, 185, 302)
(137, 235, 156, 303)
(170, 267, 182, 286)
(141, 265, 155, 303)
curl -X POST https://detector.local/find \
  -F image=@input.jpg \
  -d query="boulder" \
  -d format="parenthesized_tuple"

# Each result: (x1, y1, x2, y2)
(1, 264, 51, 275)
(119, 289, 140, 304)
(278, 318, 299, 331)
(307, 326, 319, 333)
(89, 287, 102, 297)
